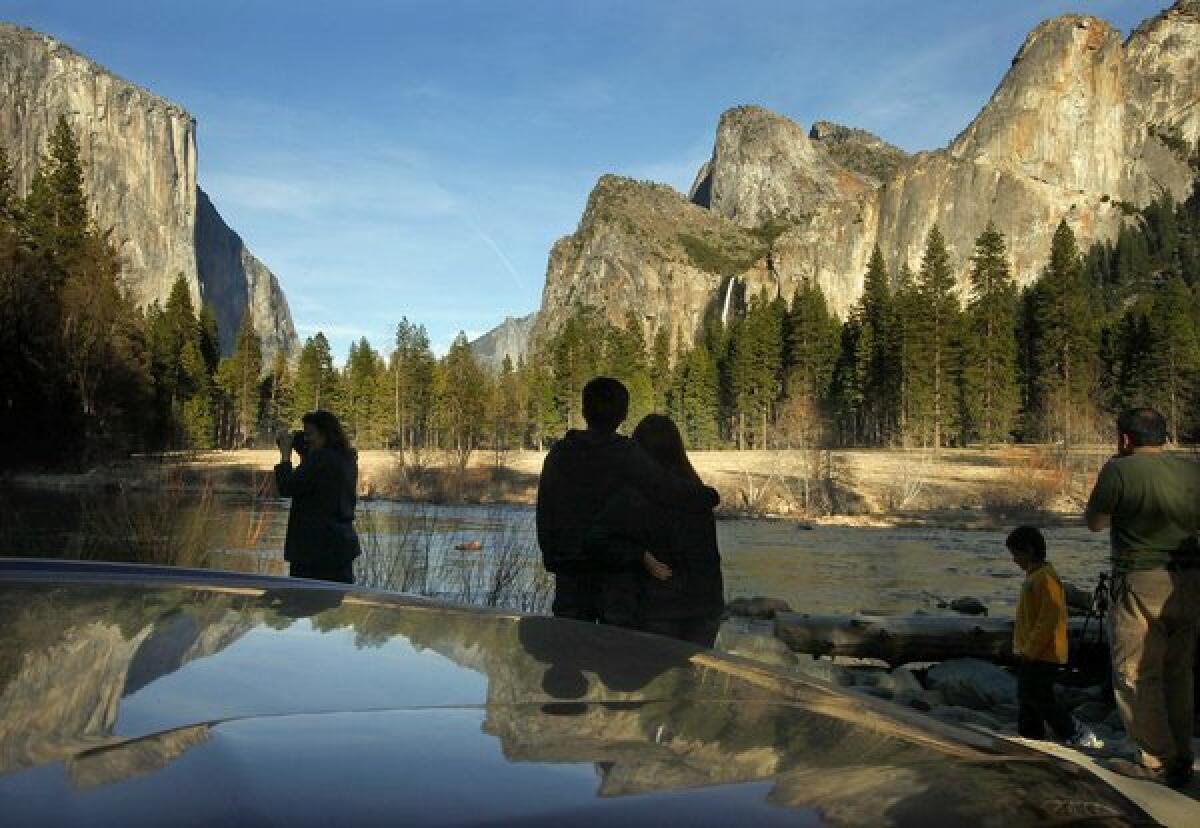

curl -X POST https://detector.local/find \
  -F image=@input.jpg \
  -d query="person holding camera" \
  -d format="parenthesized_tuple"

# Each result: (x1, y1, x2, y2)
(275, 410, 362, 584)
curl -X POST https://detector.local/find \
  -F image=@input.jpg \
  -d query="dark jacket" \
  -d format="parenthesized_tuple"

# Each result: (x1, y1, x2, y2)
(275, 447, 361, 568)
(585, 484, 724, 622)
(536, 430, 719, 575)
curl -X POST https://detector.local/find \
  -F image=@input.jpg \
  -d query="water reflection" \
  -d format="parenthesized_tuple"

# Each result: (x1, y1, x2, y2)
(0, 581, 1142, 825)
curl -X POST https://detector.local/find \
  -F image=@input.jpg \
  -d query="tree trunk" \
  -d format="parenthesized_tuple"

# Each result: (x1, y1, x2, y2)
(775, 613, 1099, 667)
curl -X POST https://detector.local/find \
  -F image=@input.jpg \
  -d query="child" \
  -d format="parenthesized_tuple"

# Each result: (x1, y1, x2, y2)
(1007, 526, 1102, 748)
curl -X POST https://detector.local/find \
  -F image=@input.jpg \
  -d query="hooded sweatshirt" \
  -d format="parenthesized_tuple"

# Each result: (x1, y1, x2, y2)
(536, 429, 720, 575)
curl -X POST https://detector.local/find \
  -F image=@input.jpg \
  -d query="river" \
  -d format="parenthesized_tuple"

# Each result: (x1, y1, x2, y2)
(2, 488, 1112, 617)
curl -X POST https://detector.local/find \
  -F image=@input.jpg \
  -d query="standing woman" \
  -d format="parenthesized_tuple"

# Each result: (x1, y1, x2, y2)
(275, 410, 362, 583)
(586, 414, 724, 647)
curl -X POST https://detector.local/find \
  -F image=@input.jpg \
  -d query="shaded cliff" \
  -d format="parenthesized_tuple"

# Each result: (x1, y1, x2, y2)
(0, 23, 297, 360)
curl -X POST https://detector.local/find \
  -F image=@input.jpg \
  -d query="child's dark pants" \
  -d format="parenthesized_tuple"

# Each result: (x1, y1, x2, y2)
(1017, 659, 1077, 740)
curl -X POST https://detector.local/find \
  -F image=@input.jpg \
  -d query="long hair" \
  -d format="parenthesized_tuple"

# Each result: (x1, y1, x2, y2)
(302, 409, 355, 459)
(631, 414, 701, 483)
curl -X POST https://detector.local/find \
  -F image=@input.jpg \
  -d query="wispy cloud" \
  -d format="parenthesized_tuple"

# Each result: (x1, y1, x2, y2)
(295, 322, 376, 340)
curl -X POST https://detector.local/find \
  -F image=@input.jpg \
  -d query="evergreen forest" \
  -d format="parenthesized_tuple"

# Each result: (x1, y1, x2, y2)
(3, 118, 1199, 469)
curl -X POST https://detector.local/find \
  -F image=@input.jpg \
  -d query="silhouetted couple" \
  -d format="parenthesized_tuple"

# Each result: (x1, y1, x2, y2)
(536, 377, 724, 647)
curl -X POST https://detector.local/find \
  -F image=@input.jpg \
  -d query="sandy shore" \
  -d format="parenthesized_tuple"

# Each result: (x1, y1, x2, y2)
(9, 444, 1161, 528)
(14, 444, 1137, 527)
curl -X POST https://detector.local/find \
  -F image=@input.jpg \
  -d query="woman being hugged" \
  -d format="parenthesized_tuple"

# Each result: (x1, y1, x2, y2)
(586, 414, 724, 647)
(275, 410, 362, 584)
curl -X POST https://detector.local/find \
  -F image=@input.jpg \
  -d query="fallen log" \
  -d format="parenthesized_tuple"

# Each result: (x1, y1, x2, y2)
(774, 613, 1104, 667)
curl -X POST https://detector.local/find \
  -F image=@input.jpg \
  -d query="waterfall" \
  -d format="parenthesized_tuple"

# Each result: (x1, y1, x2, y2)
(720, 276, 737, 328)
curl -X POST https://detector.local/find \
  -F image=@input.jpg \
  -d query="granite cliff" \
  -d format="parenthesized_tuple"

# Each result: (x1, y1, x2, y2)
(0, 24, 297, 359)
(503, 1, 1199, 355)
(469, 312, 537, 372)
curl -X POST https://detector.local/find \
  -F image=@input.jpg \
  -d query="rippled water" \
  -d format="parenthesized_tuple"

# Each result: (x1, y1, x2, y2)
(3, 489, 1111, 617)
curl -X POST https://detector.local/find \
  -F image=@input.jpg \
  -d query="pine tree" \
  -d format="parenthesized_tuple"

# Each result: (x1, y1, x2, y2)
(344, 337, 386, 448)
(292, 332, 336, 418)
(525, 354, 558, 449)
(857, 247, 898, 444)
(180, 336, 216, 448)
(24, 116, 89, 275)
(830, 310, 864, 446)
(263, 349, 292, 436)
(436, 332, 488, 467)
(912, 225, 960, 448)
(491, 355, 522, 461)
(961, 223, 1019, 446)
(549, 306, 606, 431)
(391, 319, 436, 452)
(220, 313, 263, 447)
(1144, 276, 1200, 441)
(20, 119, 151, 458)
(1031, 220, 1098, 445)
(651, 327, 672, 411)
(676, 342, 721, 448)
(891, 263, 923, 445)
(607, 313, 654, 428)
(198, 304, 221, 374)
(784, 277, 840, 413)
(728, 293, 784, 449)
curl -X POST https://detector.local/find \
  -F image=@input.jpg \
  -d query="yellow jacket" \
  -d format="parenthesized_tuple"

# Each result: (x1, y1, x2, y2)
(1013, 562, 1068, 664)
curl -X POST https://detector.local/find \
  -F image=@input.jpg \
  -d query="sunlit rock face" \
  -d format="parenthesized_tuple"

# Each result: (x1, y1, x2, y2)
(0, 604, 251, 776)
(531, 2, 1199, 348)
(703, 106, 873, 229)
(529, 175, 767, 354)
(0, 24, 297, 360)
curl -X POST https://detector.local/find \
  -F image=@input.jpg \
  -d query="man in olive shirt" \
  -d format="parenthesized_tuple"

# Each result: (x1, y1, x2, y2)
(1085, 407, 1200, 788)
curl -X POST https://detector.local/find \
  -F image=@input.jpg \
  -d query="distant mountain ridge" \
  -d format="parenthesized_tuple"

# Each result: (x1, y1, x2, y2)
(0, 23, 297, 360)
(470, 313, 536, 372)
(474, 0, 1199, 360)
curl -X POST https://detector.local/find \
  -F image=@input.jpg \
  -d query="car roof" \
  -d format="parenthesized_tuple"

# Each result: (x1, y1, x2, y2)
(0, 559, 1153, 826)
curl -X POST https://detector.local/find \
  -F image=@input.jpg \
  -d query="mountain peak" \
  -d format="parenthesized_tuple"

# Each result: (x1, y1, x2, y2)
(808, 121, 909, 185)
(0, 22, 296, 361)
(700, 104, 869, 228)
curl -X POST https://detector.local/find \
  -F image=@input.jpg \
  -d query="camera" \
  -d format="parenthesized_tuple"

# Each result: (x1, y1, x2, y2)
(292, 429, 308, 455)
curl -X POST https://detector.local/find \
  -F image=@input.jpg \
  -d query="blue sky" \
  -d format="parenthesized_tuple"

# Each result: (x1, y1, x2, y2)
(4, 0, 1154, 358)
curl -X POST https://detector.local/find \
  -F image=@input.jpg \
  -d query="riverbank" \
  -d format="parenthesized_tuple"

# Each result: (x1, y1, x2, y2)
(10, 444, 1178, 528)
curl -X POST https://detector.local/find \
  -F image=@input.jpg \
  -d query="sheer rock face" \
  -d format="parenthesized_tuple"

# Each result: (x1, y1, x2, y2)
(195, 189, 296, 356)
(470, 313, 536, 373)
(808, 121, 908, 186)
(531, 2, 1199, 348)
(530, 175, 767, 353)
(0, 24, 297, 360)
(0, 608, 251, 775)
(947, 16, 1129, 195)
(703, 106, 872, 229)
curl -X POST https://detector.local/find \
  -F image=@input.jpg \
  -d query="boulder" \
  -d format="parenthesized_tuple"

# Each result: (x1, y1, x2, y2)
(877, 667, 924, 697)
(925, 658, 1017, 710)
(715, 624, 798, 670)
(858, 686, 894, 701)
(791, 656, 854, 687)
(949, 597, 988, 616)
(1074, 701, 1114, 723)
(928, 705, 1005, 731)
(726, 595, 792, 619)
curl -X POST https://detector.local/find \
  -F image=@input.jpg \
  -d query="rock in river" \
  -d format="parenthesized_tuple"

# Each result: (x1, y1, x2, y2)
(926, 658, 1017, 711)
(726, 596, 793, 619)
